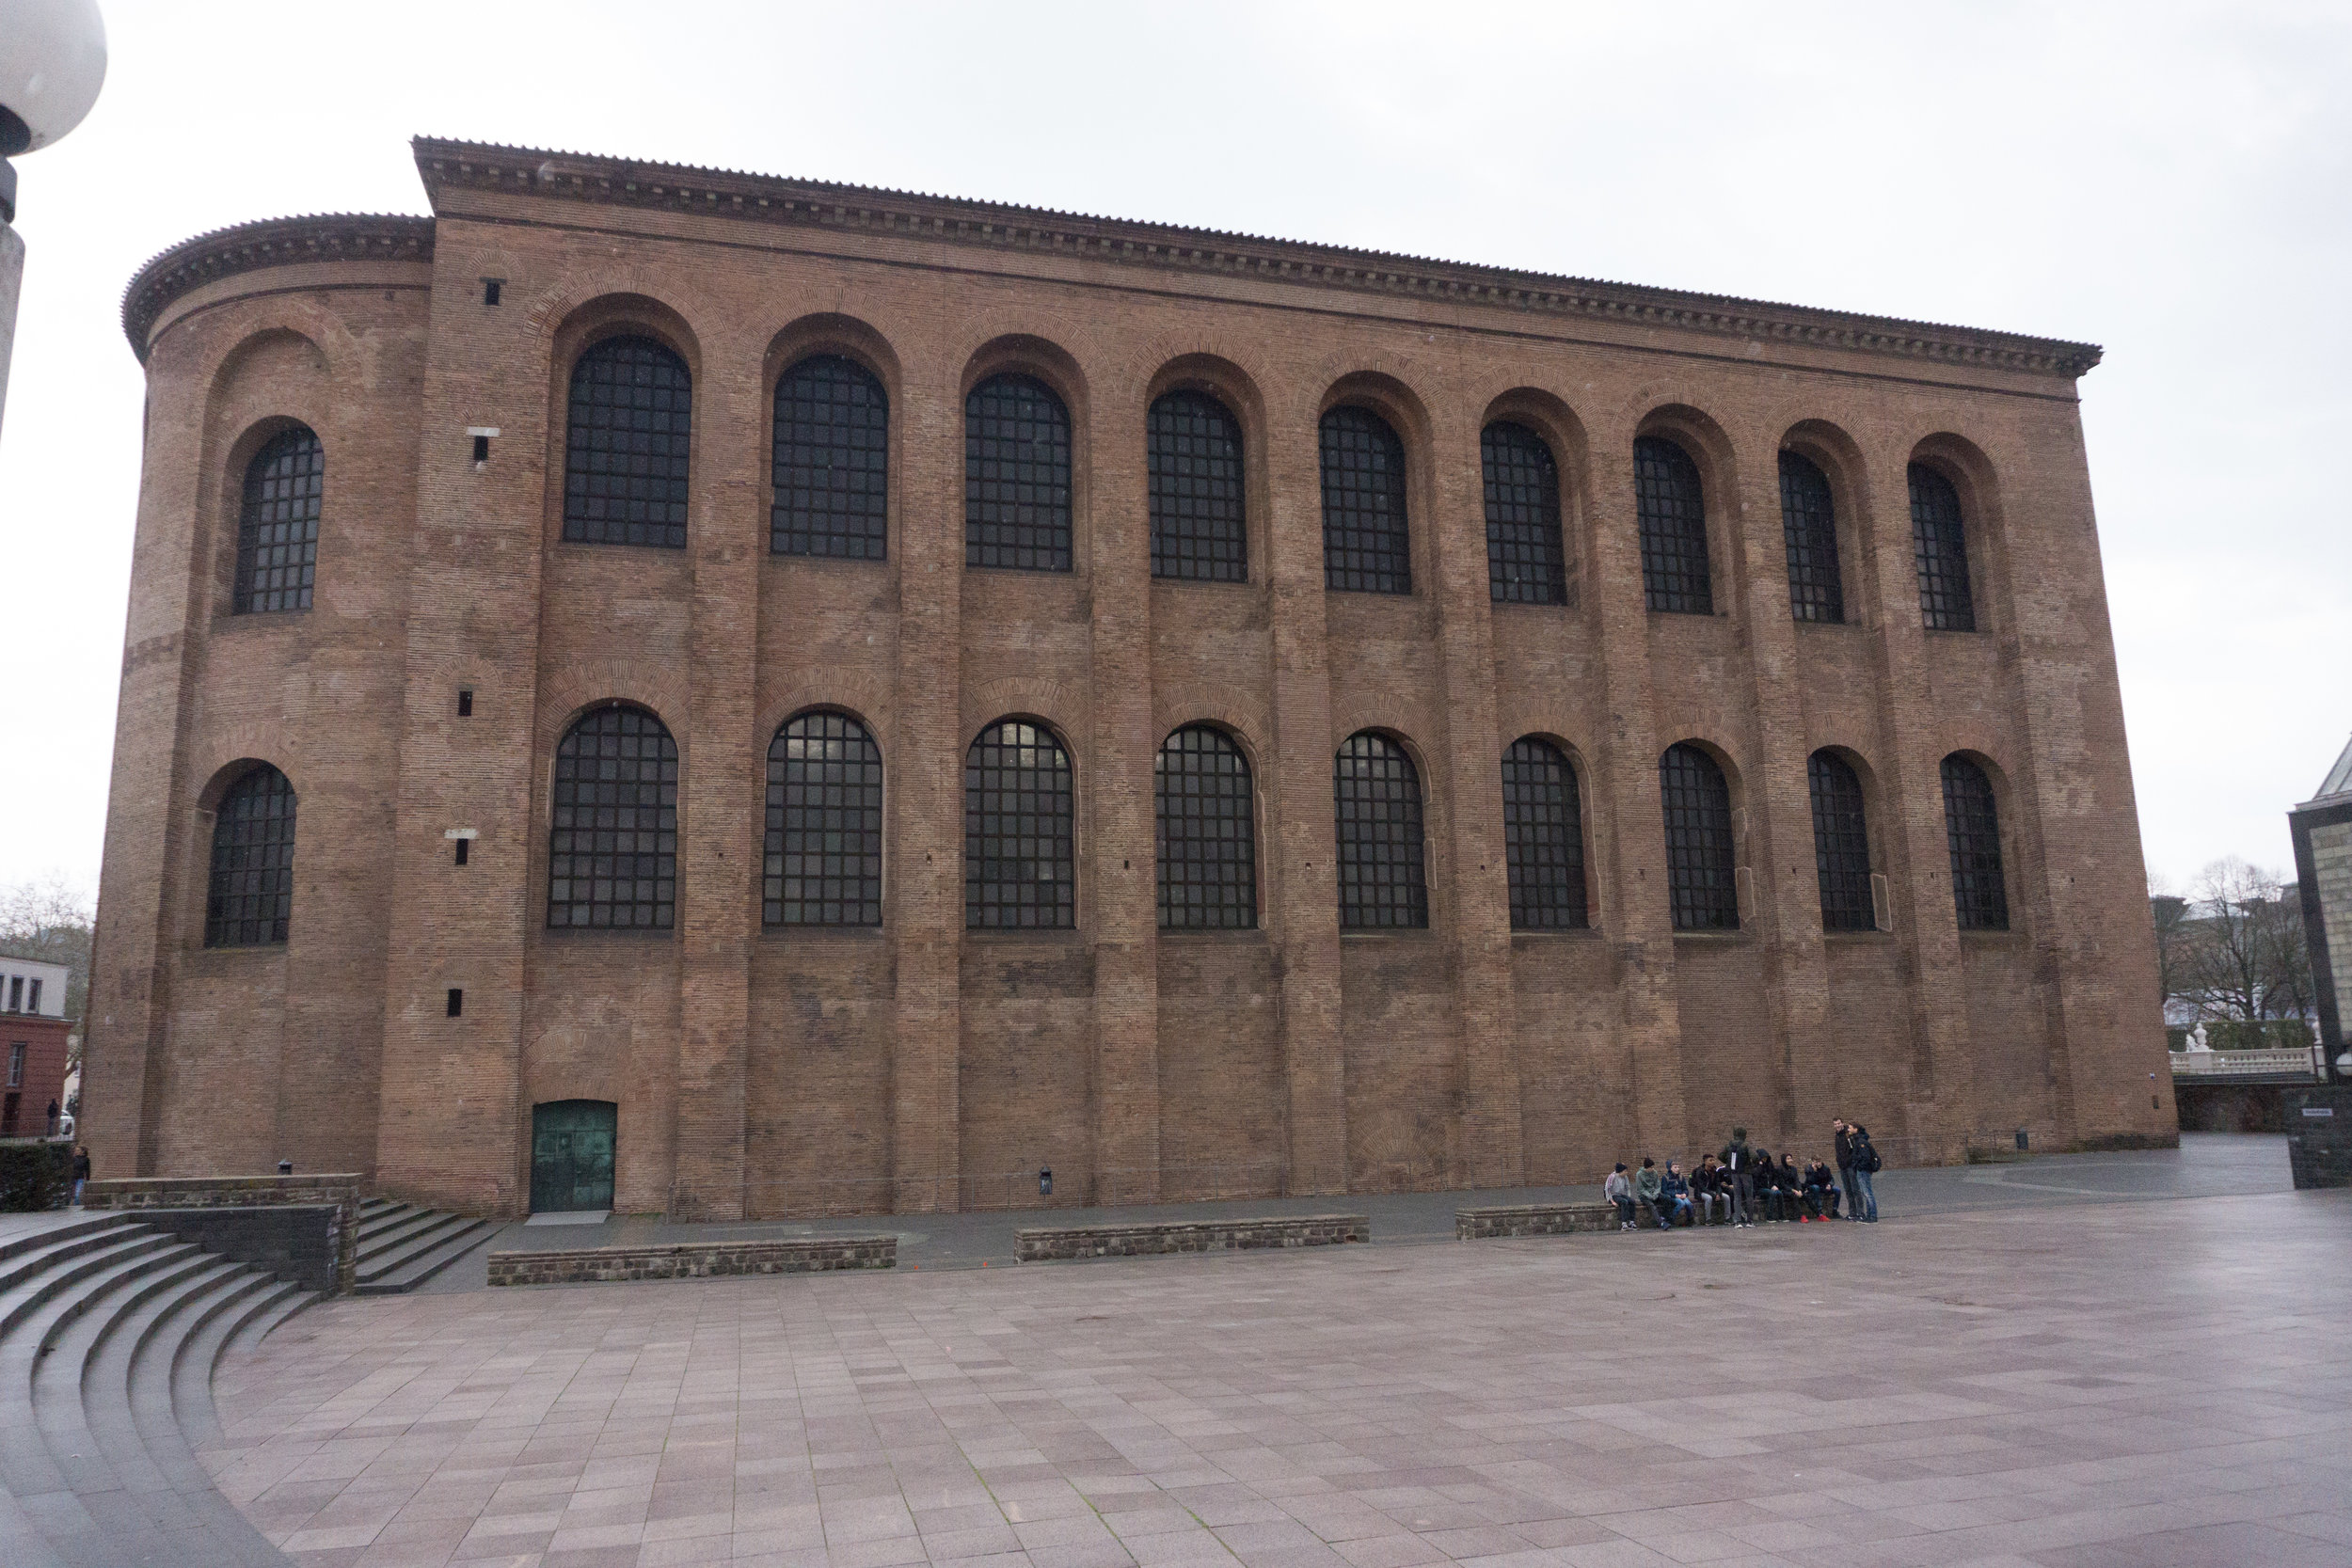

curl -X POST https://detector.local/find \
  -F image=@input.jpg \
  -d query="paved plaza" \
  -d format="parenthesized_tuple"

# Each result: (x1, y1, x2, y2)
(203, 1137, 2352, 1568)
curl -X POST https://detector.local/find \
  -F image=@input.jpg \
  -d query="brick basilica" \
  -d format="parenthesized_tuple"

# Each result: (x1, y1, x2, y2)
(83, 137, 2172, 1219)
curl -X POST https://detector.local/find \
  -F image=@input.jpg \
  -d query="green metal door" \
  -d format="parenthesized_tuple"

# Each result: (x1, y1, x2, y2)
(530, 1100, 616, 1212)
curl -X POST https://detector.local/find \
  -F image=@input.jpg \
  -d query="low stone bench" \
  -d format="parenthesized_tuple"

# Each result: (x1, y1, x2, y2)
(487, 1235, 895, 1286)
(1456, 1202, 1621, 1240)
(1016, 1213, 1369, 1262)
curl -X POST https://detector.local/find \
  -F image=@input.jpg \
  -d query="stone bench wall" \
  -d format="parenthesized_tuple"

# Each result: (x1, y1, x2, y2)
(1456, 1202, 1622, 1240)
(487, 1236, 897, 1286)
(1014, 1214, 1368, 1262)
(82, 1174, 363, 1293)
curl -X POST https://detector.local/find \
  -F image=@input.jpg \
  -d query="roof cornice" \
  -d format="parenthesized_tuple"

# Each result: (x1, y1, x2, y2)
(413, 136, 2102, 381)
(120, 214, 436, 361)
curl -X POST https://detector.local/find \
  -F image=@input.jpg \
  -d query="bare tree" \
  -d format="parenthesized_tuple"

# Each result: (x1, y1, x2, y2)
(2172, 858, 2312, 1031)
(0, 875, 95, 1027)
(2149, 873, 2193, 1015)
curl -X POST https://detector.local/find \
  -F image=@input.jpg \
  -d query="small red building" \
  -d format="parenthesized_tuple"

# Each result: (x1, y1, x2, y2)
(1, 958, 74, 1139)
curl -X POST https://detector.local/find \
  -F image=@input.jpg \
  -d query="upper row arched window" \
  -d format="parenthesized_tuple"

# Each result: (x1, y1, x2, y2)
(233, 427, 324, 615)
(1483, 422, 1567, 606)
(1635, 436, 1712, 615)
(1778, 451, 1845, 625)
(205, 764, 296, 947)
(564, 336, 692, 549)
(1320, 408, 1412, 594)
(1148, 391, 1248, 582)
(1910, 464, 1979, 632)
(772, 355, 889, 560)
(965, 374, 1073, 573)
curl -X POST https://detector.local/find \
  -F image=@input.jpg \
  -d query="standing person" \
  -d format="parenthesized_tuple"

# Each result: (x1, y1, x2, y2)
(71, 1146, 91, 1206)
(1720, 1129, 1756, 1228)
(1605, 1163, 1637, 1231)
(1834, 1120, 1860, 1221)
(1848, 1124, 1881, 1222)
(1634, 1158, 1667, 1230)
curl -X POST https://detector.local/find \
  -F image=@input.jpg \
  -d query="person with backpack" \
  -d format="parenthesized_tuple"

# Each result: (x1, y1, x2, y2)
(1719, 1128, 1756, 1227)
(1633, 1158, 1668, 1230)
(1848, 1123, 1882, 1221)
(1834, 1120, 1861, 1222)
(1605, 1163, 1637, 1230)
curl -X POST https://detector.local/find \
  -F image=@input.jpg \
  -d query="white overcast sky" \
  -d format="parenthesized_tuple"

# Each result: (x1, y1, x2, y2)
(2, 1, 2345, 901)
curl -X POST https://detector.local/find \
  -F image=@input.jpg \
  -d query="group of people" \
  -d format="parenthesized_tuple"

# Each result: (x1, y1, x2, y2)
(1603, 1121, 1883, 1231)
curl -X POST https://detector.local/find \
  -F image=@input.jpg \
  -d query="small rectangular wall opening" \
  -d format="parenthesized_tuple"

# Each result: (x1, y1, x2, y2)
(483, 278, 502, 306)
(453, 838, 469, 866)
(446, 988, 464, 1018)
(457, 689, 473, 718)
(471, 434, 490, 466)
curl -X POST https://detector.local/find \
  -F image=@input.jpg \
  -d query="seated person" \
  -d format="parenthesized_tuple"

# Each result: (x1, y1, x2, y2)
(1692, 1155, 1727, 1224)
(1605, 1164, 1636, 1230)
(1802, 1159, 1841, 1220)
(1776, 1154, 1804, 1217)
(1633, 1158, 1665, 1228)
(1752, 1146, 1783, 1220)
(1657, 1162, 1696, 1227)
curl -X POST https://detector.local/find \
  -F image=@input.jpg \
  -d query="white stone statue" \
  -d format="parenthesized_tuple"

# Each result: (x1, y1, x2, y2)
(2188, 1022, 2211, 1052)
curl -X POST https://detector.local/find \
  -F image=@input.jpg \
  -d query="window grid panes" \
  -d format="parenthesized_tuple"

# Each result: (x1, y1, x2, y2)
(965, 721, 1075, 928)
(548, 706, 678, 930)
(1634, 436, 1712, 614)
(1910, 464, 1978, 631)
(564, 336, 691, 548)
(1779, 451, 1845, 624)
(234, 428, 323, 614)
(1320, 406, 1412, 594)
(965, 374, 1073, 572)
(772, 355, 888, 560)
(1155, 725, 1257, 929)
(205, 765, 295, 947)
(1660, 743, 1738, 931)
(764, 711, 883, 927)
(1941, 754, 2010, 931)
(1502, 737, 1587, 930)
(1483, 421, 1567, 605)
(1335, 733, 1427, 929)
(1148, 391, 1247, 582)
(1808, 751, 1874, 931)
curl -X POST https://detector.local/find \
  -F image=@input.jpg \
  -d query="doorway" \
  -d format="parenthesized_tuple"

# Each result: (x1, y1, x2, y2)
(530, 1100, 616, 1212)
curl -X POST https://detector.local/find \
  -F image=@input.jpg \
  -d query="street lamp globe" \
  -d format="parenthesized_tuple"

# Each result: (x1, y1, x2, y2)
(0, 0, 107, 157)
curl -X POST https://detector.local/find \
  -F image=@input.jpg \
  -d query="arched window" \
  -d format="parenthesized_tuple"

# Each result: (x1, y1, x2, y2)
(1483, 421, 1567, 605)
(1634, 436, 1712, 614)
(1501, 737, 1586, 929)
(764, 711, 883, 927)
(1334, 732, 1426, 929)
(1148, 390, 1247, 582)
(233, 427, 323, 614)
(1155, 725, 1256, 928)
(1910, 464, 1977, 631)
(1807, 751, 1874, 930)
(772, 355, 888, 560)
(965, 720, 1074, 927)
(1940, 754, 2009, 930)
(564, 335, 692, 549)
(965, 373, 1072, 572)
(1319, 406, 1411, 594)
(548, 706, 678, 930)
(1659, 743, 1737, 930)
(205, 765, 295, 947)
(1779, 451, 1845, 624)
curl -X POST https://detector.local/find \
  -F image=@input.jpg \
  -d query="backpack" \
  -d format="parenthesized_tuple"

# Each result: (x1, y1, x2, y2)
(1858, 1136, 1882, 1174)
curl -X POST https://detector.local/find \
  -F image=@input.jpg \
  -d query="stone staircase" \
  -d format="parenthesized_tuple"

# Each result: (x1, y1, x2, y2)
(353, 1197, 498, 1295)
(0, 1210, 310, 1566)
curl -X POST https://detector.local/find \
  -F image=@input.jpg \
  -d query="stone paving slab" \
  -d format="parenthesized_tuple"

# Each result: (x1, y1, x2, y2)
(201, 1162, 2352, 1568)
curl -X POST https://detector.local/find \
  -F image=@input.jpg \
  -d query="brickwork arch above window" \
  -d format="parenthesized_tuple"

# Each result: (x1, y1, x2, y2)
(206, 764, 296, 948)
(564, 335, 692, 549)
(1335, 731, 1426, 929)
(1634, 436, 1711, 615)
(966, 719, 1075, 928)
(766, 710, 883, 927)
(548, 705, 678, 931)
(772, 355, 888, 561)
(234, 427, 323, 615)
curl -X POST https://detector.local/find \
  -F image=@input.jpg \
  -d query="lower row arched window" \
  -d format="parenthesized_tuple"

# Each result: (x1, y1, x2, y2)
(1156, 725, 1255, 928)
(965, 720, 1076, 927)
(1941, 753, 2009, 930)
(1660, 743, 1737, 931)
(765, 711, 883, 926)
(1808, 751, 1875, 930)
(1335, 732, 1427, 928)
(1502, 737, 1586, 929)
(547, 705, 678, 929)
(234, 427, 324, 615)
(205, 765, 296, 947)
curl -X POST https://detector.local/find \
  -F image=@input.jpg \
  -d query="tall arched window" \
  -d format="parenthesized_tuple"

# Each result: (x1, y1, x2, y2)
(1148, 390, 1247, 582)
(1659, 743, 1737, 930)
(234, 427, 324, 614)
(1156, 725, 1256, 929)
(1335, 732, 1426, 928)
(1941, 754, 2009, 930)
(1807, 751, 1874, 931)
(564, 335, 692, 549)
(1634, 436, 1712, 614)
(1502, 737, 1586, 929)
(965, 374, 1072, 572)
(205, 765, 295, 948)
(1779, 451, 1845, 624)
(548, 706, 678, 930)
(772, 355, 888, 560)
(1910, 464, 1978, 631)
(965, 720, 1075, 927)
(1320, 406, 1411, 594)
(1483, 421, 1567, 606)
(764, 711, 883, 927)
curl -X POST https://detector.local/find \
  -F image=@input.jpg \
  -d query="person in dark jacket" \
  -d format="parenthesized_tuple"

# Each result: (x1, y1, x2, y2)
(1658, 1162, 1695, 1227)
(1633, 1158, 1667, 1229)
(1719, 1129, 1756, 1227)
(1692, 1156, 1726, 1224)
(1750, 1146, 1778, 1220)
(1802, 1160, 1840, 1220)
(1834, 1120, 1861, 1221)
(71, 1146, 91, 1206)
(1848, 1124, 1881, 1221)
(1773, 1154, 1804, 1220)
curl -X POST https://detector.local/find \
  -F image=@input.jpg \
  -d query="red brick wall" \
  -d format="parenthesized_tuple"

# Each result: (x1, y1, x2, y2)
(1, 1016, 72, 1136)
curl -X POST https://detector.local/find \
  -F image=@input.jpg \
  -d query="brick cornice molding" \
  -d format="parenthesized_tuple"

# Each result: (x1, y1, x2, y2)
(121, 214, 437, 362)
(412, 137, 2102, 382)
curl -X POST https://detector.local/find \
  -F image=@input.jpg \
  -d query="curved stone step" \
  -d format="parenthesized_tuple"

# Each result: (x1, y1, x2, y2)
(356, 1215, 496, 1293)
(0, 1230, 176, 1339)
(35, 1244, 223, 1498)
(167, 1275, 307, 1455)
(0, 1212, 133, 1270)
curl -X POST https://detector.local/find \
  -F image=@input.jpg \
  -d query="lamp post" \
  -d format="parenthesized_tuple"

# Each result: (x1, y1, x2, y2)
(0, 0, 107, 439)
